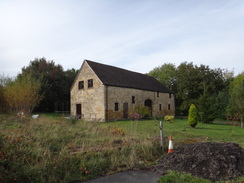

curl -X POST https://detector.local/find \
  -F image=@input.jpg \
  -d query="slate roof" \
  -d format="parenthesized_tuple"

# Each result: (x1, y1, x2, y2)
(86, 60, 172, 93)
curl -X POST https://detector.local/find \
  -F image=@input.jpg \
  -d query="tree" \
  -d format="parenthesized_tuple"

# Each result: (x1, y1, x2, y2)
(188, 104, 199, 128)
(148, 63, 177, 91)
(197, 94, 216, 123)
(227, 72, 244, 127)
(4, 73, 42, 114)
(19, 58, 78, 112)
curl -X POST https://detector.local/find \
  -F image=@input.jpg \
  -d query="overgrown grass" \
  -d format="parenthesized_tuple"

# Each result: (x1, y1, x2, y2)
(0, 114, 161, 182)
(0, 114, 243, 182)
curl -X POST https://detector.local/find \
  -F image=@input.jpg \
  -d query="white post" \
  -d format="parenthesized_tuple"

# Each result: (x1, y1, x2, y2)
(160, 121, 164, 152)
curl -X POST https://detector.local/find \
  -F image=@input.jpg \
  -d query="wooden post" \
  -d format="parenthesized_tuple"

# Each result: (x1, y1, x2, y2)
(159, 121, 164, 152)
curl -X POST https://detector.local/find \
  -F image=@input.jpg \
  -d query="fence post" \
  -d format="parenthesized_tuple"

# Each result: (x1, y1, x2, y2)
(160, 121, 164, 152)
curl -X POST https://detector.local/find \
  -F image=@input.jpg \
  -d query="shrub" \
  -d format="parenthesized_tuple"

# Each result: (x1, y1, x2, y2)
(164, 115, 174, 123)
(188, 104, 199, 128)
(131, 113, 141, 120)
(133, 105, 150, 118)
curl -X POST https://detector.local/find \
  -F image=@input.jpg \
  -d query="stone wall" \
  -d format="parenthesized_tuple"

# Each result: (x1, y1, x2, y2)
(70, 62, 105, 121)
(71, 61, 175, 122)
(106, 86, 175, 121)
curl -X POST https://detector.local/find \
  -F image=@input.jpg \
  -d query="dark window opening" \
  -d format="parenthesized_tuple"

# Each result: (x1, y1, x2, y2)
(132, 96, 135, 104)
(115, 102, 119, 111)
(88, 79, 93, 88)
(168, 104, 171, 110)
(157, 92, 159, 97)
(169, 93, 172, 98)
(78, 81, 84, 89)
(159, 104, 162, 111)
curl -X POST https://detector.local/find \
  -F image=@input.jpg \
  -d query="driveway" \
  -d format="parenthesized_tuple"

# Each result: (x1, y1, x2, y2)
(84, 170, 161, 183)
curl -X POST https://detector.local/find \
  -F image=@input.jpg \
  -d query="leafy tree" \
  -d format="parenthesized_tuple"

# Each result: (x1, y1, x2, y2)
(227, 72, 244, 127)
(175, 62, 201, 115)
(175, 62, 228, 115)
(188, 104, 199, 128)
(148, 63, 177, 91)
(197, 94, 216, 123)
(0, 75, 12, 113)
(19, 58, 78, 112)
(4, 73, 42, 114)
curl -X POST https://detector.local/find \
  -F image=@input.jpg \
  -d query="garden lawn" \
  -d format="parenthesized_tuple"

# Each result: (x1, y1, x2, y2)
(102, 118, 244, 148)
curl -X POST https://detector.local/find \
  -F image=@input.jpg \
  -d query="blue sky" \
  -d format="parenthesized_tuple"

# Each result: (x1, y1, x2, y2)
(0, 0, 243, 77)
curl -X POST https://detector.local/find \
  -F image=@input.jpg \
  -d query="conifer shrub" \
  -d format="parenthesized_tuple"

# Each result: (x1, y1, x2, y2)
(188, 104, 199, 128)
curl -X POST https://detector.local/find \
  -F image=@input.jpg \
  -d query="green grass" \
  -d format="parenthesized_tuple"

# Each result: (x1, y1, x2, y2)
(158, 171, 244, 183)
(102, 118, 244, 147)
(0, 114, 243, 182)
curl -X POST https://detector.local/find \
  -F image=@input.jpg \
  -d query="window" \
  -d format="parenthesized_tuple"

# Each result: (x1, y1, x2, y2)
(115, 102, 119, 111)
(157, 92, 159, 97)
(159, 104, 162, 111)
(88, 79, 93, 88)
(168, 104, 171, 110)
(169, 93, 172, 98)
(78, 81, 84, 89)
(132, 96, 135, 104)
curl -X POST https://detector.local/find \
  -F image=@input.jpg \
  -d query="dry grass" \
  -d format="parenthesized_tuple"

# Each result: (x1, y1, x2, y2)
(0, 114, 162, 182)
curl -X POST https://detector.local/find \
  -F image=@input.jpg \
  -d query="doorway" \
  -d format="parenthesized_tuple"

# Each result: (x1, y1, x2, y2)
(76, 104, 82, 119)
(144, 99, 152, 116)
(123, 103, 128, 119)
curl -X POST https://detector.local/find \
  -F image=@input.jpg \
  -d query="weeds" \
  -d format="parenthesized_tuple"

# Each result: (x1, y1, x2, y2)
(0, 115, 162, 182)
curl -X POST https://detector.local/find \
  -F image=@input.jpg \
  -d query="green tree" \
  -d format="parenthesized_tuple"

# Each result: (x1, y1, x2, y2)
(188, 104, 199, 128)
(148, 63, 177, 91)
(19, 58, 78, 112)
(4, 73, 42, 114)
(197, 94, 216, 123)
(227, 72, 244, 127)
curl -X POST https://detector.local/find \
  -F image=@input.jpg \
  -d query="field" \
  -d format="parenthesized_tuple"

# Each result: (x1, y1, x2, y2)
(0, 114, 243, 182)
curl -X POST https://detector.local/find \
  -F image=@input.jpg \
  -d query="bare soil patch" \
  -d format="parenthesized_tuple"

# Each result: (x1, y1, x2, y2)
(153, 142, 244, 182)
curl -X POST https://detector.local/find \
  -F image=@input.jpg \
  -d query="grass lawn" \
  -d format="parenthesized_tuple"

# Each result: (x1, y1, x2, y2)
(102, 118, 244, 148)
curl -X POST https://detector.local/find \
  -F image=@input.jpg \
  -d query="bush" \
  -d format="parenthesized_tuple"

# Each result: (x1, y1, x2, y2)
(164, 115, 174, 123)
(133, 105, 150, 118)
(188, 104, 199, 128)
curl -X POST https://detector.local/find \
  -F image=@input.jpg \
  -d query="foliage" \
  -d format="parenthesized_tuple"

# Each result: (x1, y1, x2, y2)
(158, 170, 211, 183)
(19, 57, 78, 112)
(148, 62, 233, 116)
(164, 115, 174, 123)
(4, 73, 42, 114)
(148, 63, 177, 91)
(227, 72, 244, 127)
(133, 105, 150, 118)
(0, 75, 12, 113)
(131, 113, 141, 120)
(188, 104, 199, 128)
(197, 95, 216, 123)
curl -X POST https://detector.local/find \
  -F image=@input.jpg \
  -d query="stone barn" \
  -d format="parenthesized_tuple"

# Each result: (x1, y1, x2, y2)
(70, 60, 175, 121)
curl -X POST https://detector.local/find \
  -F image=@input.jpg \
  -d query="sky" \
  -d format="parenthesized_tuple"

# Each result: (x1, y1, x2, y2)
(0, 0, 244, 77)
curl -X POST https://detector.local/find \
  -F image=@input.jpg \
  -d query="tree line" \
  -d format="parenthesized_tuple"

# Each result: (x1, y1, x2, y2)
(0, 58, 78, 114)
(0, 58, 243, 126)
(148, 62, 243, 126)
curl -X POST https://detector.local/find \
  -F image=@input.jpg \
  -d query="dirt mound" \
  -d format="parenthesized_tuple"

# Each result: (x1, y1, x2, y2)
(153, 142, 244, 182)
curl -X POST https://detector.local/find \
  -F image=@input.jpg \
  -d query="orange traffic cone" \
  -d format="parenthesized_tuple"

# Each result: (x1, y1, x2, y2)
(168, 134, 174, 153)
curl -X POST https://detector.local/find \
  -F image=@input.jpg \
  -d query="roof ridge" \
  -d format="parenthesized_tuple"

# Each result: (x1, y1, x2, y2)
(85, 59, 172, 93)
